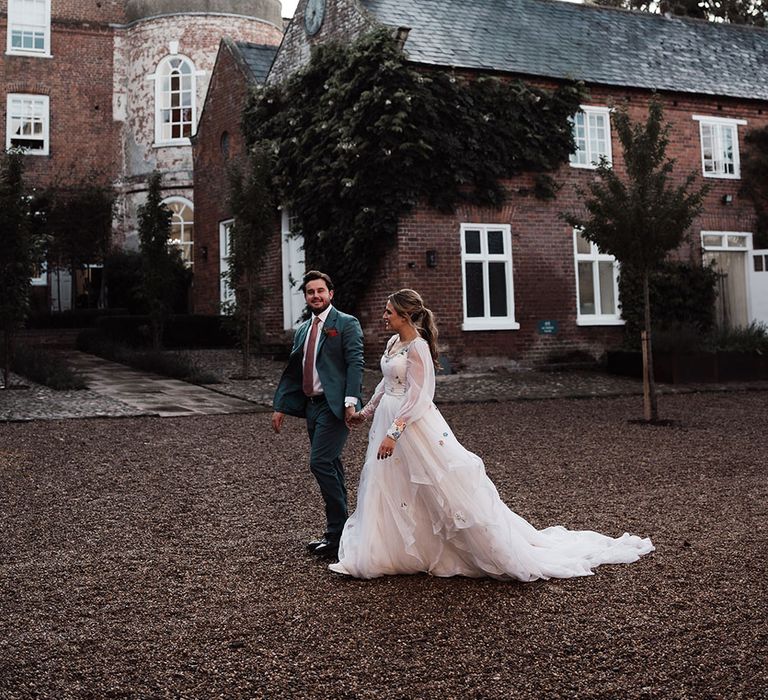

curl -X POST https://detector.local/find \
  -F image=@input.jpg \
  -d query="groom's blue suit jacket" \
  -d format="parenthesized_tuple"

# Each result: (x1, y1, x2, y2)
(273, 306, 364, 421)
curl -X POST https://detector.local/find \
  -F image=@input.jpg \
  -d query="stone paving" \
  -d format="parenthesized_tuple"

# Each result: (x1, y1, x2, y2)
(2, 347, 767, 422)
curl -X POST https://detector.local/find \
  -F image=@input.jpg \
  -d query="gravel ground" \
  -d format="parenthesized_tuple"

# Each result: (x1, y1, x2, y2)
(0, 393, 766, 699)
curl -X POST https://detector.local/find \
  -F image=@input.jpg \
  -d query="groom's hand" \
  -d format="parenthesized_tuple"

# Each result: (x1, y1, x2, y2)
(344, 405, 357, 428)
(271, 411, 285, 433)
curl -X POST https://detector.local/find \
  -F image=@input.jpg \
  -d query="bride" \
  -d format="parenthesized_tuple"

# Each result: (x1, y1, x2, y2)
(329, 289, 654, 580)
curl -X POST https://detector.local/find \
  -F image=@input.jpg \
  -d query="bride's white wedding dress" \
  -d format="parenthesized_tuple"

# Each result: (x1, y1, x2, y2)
(330, 336, 654, 581)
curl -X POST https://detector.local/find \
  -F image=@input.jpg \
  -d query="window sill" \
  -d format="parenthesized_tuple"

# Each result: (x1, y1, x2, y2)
(8, 148, 49, 157)
(6, 50, 52, 58)
(576, 317, 625, 326)
(462, 320, 520, 331)
(154, 139, 192, 148)
(702, 172, 740, 180)
(569, 162, 599, 170)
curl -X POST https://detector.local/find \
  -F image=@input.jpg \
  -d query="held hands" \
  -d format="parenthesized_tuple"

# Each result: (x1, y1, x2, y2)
(377, 436, 396, 460)
(346, 408, 366, 428)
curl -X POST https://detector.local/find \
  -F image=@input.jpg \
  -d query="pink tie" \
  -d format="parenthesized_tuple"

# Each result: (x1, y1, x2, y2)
(303, 317, 321, 396)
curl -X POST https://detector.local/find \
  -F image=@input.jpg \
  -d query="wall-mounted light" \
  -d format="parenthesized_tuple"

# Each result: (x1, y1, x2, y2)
(426, 250, 437, 268)
(721, 194, 733, 205)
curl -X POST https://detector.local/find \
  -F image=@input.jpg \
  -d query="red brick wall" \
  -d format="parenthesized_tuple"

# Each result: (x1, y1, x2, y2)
(0, 9, 121, 189)
(200, 2, 768, 367)
(351, 85, 767, 368)
(192, 40, 285, 328)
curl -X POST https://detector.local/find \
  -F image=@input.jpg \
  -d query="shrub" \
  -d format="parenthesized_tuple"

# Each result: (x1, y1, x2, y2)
(619, 261, 719, 348)
(7, 344, 86, 390)
(712, 322, 768, 353)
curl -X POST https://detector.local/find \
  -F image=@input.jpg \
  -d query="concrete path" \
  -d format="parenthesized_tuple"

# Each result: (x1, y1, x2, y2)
(64, 352, 261, 418)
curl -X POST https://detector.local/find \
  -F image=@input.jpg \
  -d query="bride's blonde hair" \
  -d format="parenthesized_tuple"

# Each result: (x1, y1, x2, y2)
(388, 289, 440, 369)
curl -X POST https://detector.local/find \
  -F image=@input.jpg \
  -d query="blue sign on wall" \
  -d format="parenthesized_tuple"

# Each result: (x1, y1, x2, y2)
(537, 320, 559, 335)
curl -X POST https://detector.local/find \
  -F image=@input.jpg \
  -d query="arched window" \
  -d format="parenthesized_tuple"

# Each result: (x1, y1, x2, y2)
(163, 197, 194, 265)
(154, 55, 196, 144)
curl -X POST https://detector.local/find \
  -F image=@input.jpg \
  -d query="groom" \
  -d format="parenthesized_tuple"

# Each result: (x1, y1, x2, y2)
(272, 270, 364, 559)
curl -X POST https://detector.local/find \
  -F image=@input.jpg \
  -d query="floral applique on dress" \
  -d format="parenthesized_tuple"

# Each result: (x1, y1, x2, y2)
(387, 418, 407, 441)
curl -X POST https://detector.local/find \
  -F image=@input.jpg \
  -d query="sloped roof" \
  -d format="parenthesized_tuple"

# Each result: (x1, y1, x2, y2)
(234, 41, 279, 83)
(360, 0, 768, 101)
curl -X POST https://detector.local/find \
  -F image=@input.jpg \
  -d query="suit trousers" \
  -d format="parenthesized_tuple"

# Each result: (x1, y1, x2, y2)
(305, 395, 349, 540)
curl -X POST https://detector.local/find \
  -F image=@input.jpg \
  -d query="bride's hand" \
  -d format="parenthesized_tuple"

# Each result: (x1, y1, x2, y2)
(377, 436, 396, 460)
(346, 411, 366, 428)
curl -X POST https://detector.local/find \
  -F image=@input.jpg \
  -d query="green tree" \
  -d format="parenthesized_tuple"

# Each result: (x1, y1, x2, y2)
(137, 172, 184, 349)
(592, 0, 767, 25)
(566, 101, 707, 422)
(741, 125, 768, 248)
(224, 144, 276, 378)
(0, 151, 35, 388)
(44, 181, 115, 310)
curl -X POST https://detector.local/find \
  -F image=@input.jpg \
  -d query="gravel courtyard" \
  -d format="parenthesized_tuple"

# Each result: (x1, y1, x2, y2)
(1, 392, 766, 699)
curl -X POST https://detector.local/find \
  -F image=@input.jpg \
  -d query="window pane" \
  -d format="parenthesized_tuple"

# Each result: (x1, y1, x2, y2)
(727, 235, 747, 249)
(487, 230, 504, 255)
(576, 232, 591, 255)
(701, 124, 715, 172)
(578, 262, 595, 315)
(702, 234, 723, 248)
(569, 113, 587, 166)
(755, 256, 764, 272)
(598, 261, 616, 315)
(465, 262, 484, 317)
(464, 229, 481, 254)
(721, 126, 735, 174)
(488, 262, 508, 316)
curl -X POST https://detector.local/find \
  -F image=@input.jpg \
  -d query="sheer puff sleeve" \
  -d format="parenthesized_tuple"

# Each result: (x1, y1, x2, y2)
(359, 378, 385, 420)
(386, 339, 435, 441)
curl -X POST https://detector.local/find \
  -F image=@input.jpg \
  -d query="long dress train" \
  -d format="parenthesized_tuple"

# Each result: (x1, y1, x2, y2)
(330, 336, 654, 581)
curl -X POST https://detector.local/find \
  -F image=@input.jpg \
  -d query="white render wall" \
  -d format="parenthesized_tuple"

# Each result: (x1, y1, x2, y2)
(112, 13, 282, 249)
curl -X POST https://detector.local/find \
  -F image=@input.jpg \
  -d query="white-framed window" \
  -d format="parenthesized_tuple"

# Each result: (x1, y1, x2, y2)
(7, 0, 51, 57)
(460, 224, 519, 331)
(152, 55, 197, 145)
(30, 261, 47, 286)
(163, 197, 194, 265)
(569, 106, 612, 169)
(281, 209, 305, 330)
(573, 230, 623, 325)
(219, 219, 235, 309)
(692, 115, 747, 179)
(6, 93, 49, 155)
(700, 231, 750, 252)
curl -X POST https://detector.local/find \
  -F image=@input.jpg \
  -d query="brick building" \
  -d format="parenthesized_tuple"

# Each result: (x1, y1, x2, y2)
(1, 0, 284, 310)
(195, 0, 768, 367)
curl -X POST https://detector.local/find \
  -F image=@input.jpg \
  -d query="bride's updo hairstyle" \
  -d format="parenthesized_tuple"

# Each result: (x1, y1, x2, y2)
(388, 289, 440, 369)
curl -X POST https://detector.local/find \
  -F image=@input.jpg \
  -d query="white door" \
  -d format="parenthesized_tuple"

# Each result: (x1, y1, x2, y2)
(749, 249, 768, 325)
(701, 232, 751, 329)
(281, 210, 305, 330)
(50, 268, 72, 312)
(219, 220, 235, 310)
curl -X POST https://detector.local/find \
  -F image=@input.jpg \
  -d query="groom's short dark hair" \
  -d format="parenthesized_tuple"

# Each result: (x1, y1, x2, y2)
(301, 270, 334, 292)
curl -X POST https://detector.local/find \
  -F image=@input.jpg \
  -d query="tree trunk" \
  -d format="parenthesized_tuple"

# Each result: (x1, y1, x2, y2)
(2, 329, 10, 389)
(241, 284, 251, 379)
(642, 272, 659, 422)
